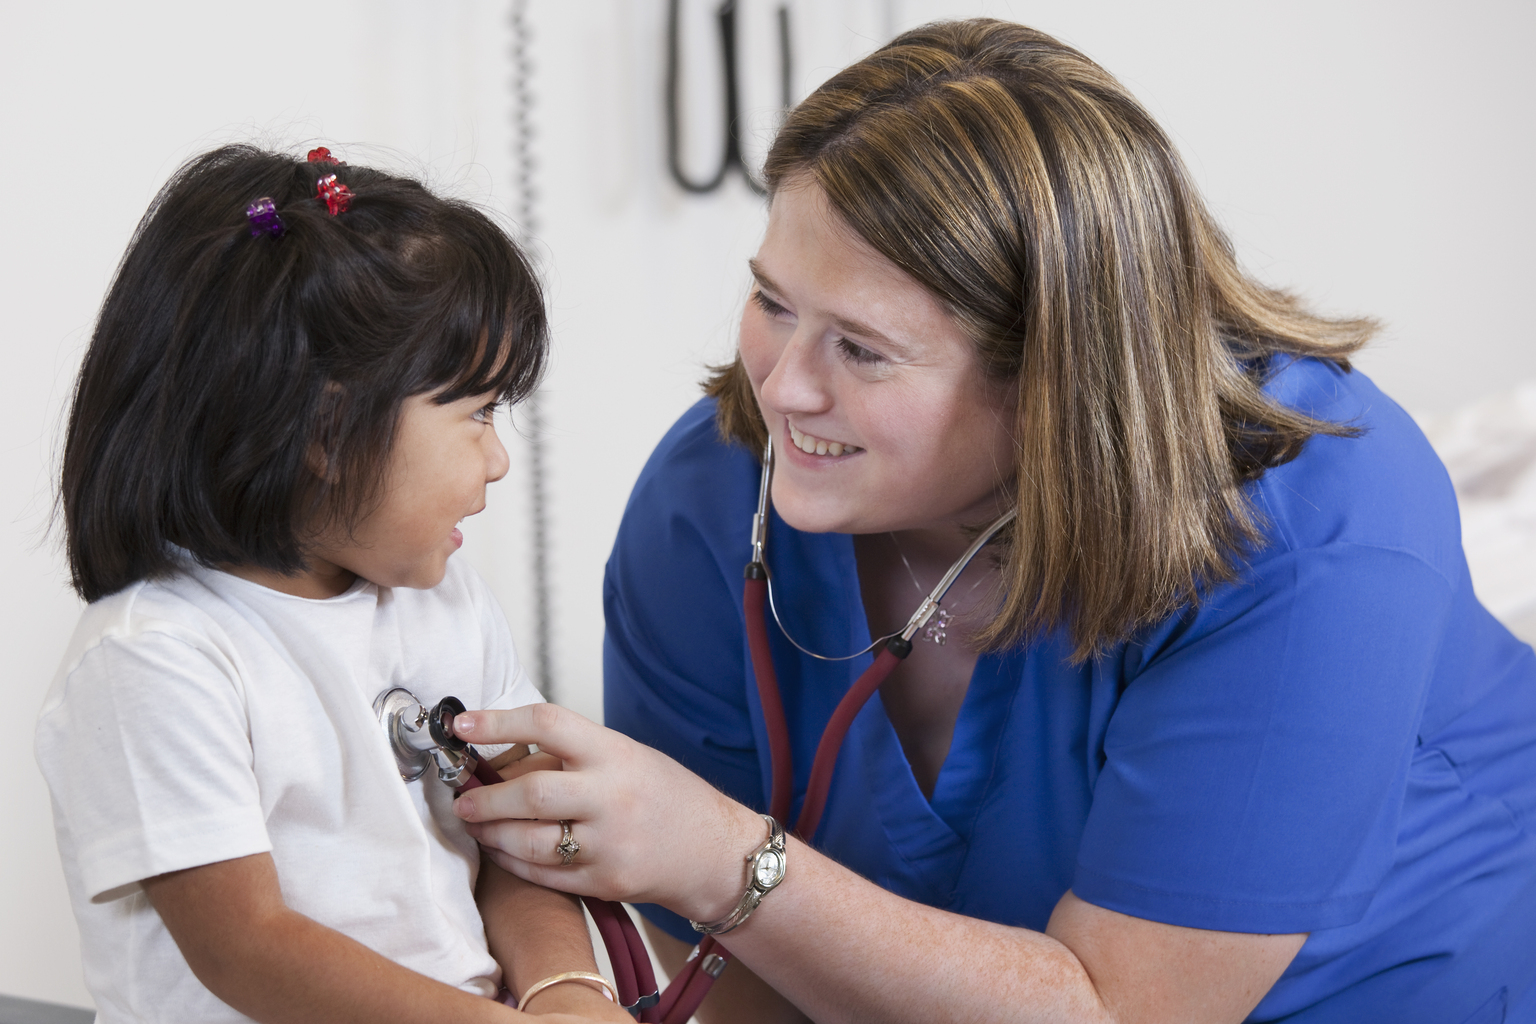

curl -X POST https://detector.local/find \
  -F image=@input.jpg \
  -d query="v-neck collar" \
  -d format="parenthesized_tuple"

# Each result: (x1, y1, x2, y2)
(756, 525, 1020, 905)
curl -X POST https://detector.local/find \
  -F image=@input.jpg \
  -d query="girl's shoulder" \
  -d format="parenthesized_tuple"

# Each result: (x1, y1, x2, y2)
(38, 571, 249, 735)
(56, 571, 236, 677)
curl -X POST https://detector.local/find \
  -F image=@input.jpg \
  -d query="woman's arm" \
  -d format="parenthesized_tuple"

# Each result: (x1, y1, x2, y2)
(143, 852, 607, 1024)
(451, 705, 1305, 1024)
(721, 838, 1303, 1024)
(643, 920, 811, 1024)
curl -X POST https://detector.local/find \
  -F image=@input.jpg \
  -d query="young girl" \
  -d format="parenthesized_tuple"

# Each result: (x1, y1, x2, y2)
(36, 145, 627, 1024)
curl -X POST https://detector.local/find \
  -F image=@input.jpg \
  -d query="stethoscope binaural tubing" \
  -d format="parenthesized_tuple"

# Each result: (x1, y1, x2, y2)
(746, 435, 1015, 833)
(753, 436, 1016, 663)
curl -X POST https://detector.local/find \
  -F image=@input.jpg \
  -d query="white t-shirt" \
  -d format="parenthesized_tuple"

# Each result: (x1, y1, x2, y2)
(35, 556, 543, 1024)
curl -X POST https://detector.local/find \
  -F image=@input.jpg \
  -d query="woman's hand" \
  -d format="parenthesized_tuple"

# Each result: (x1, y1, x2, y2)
(451, 704, 765, 924)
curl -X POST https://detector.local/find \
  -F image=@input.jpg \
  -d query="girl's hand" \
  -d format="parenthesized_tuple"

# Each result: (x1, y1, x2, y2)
(451, 704, 765, 924)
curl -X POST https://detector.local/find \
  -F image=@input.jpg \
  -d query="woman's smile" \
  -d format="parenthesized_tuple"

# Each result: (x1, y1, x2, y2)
(786, 420, 863, 458)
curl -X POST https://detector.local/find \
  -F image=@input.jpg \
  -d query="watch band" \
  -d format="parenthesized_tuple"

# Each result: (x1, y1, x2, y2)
(690, 814, 786, 935)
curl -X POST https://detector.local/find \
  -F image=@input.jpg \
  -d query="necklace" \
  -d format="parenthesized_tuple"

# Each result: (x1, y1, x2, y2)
(888, 532, 989, 645)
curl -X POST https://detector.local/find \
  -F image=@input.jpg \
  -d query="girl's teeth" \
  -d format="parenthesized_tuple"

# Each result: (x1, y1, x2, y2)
(829, 442, 844, 456)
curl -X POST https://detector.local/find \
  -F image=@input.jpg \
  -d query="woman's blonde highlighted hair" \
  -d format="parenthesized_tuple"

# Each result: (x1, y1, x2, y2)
(706, 19, 1375, 660)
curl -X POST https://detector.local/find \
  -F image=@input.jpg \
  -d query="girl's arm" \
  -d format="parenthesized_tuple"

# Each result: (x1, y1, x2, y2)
(451, 705, 1306, 1024)
(472, 742, 628, 1019)
(143, 852, 609, 1024)
(477, 858, 630, 1021)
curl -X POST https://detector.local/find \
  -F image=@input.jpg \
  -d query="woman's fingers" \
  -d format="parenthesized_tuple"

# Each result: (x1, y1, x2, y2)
(494, 749, 562, 783)
(455, 707, 767, 915)
(452, 703, 600, 766)
(466, 817, 575, 866)
(455, 765, 596, 823)
(476, 823, 630, 903)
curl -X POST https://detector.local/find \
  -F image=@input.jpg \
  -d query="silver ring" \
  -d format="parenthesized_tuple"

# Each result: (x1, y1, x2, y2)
(556, 820, 580, 865)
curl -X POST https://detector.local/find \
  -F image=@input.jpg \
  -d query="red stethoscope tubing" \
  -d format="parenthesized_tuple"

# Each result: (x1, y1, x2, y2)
(745, 571, 907, 837)
(744, 572, 794, 824)
(458, 572, 903, 1021)
(644, 571, 907, 1016)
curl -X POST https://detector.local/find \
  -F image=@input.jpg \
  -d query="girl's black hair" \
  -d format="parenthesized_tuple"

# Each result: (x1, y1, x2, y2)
(61, 144, 548, 602)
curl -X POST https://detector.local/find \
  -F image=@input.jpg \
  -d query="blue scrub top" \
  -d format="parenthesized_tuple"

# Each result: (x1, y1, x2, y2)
(603, 358, 1536, 1023)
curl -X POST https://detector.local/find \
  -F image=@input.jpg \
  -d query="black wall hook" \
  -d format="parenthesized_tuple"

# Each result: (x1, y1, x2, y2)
(666, 0, 792, 196)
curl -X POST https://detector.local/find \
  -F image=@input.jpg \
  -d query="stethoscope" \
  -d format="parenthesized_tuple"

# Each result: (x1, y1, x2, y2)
(665, 0, 792, 196)
(660, 436, 1015, 1009)
(374, 689, 666, 1020)
(372, 435, 1012, 1021)
(745, 435, 1016, 836)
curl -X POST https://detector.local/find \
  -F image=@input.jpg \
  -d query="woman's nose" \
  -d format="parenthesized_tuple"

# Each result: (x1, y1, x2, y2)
(758, 331, 833, 418)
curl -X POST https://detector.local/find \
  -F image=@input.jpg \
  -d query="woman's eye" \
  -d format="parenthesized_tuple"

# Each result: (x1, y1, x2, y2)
(473, 402, 499, 424)
(751, 290, 790, 319)
(836, 337, 883, 366)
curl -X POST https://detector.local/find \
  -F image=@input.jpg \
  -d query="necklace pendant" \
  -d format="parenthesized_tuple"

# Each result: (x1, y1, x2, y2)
(922, 607, 952, 645)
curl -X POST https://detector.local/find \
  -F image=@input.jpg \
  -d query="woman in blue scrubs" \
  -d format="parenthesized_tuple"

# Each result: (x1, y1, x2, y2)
(455, 19, 1536, 1023)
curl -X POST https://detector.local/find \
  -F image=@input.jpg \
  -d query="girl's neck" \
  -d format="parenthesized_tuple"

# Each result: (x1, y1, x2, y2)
(223, 558, 359, 599)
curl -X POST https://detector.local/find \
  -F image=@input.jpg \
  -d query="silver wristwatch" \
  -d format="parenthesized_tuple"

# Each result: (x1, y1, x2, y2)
(690, 814, 786, 935)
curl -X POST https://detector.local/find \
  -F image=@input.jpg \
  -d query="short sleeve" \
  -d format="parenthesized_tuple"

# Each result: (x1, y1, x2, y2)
(1073, 543, 1455, 933)
(602, 529, 760, 800)
(36, 630, 271, 901)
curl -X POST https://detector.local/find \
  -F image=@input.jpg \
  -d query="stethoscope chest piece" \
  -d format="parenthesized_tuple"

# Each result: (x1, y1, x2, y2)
(373, 686, 471, 784)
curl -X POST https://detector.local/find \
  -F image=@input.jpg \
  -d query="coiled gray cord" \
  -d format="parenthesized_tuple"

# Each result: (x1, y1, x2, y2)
(510, 0, 555, 699)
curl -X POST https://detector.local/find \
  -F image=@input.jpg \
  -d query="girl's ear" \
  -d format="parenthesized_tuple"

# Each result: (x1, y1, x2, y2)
(306, 382, 346, 483)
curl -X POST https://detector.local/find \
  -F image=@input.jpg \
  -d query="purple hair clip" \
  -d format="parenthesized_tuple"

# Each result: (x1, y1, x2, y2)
(246, 197, 286, 238)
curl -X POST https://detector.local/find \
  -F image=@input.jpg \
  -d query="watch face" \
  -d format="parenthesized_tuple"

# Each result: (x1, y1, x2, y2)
(755, 848, 785, 889)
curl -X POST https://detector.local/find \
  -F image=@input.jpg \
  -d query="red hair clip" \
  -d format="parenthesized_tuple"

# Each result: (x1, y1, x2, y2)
(307, 146, 342, 164)
(315, 173, 353, 216)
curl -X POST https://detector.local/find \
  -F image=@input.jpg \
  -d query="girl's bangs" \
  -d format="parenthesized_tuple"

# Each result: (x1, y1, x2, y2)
(421, 230, 546, 407)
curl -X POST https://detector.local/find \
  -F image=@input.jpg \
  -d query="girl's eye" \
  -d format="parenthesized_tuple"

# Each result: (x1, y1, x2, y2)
(751, 290, 790, 319)
(836, 337, 884, 366)
(473, 402, 499, 424)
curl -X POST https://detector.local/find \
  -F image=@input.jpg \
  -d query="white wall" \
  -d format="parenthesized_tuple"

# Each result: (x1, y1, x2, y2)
(3, 0, 1532, 1008)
